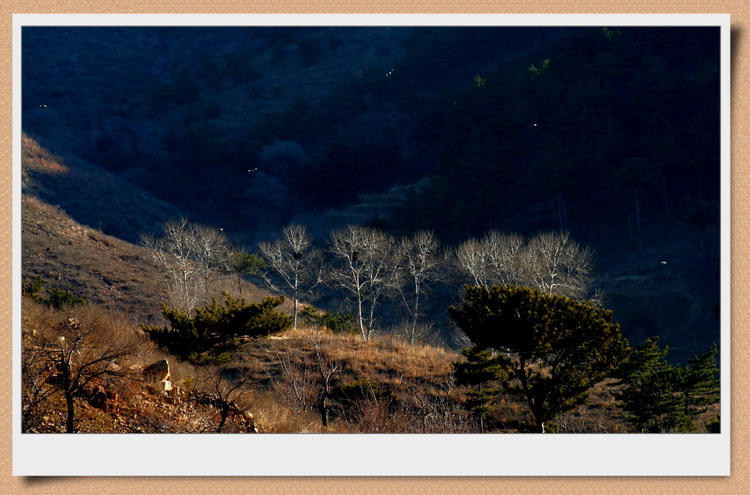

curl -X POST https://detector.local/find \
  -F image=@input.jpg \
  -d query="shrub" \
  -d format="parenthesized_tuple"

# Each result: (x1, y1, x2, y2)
(301, 306, 358, 334)
(22, 276, 87, 309)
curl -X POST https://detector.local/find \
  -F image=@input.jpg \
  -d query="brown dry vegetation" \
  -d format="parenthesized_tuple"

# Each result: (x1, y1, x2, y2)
(21, 298, 255, 434)
(23, 295, 644, 434)
(19, 186, 637, 434)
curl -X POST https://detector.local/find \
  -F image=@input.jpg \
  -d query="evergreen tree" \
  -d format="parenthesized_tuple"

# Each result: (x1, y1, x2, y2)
(449, 284, 629, 432)
(677, 343, 720, 418)
(615, 337, 691, 432)
(143, 292, 291, 364)
(453, 345, 508, 432)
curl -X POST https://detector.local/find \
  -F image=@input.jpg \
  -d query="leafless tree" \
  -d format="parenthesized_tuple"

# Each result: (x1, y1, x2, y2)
(141, 219, 233, 310)
(258, 224, 324, 330)
(22, 329, 58, 432)
(455, 231, 523, 288)
(311, 334, 343, 428)
(519, 231, 594, 299)
(272, 333, 343, 428)
(191, 365, 253, 433)
(397, 230, 442, 344)
(273, 351, 318, 414)
(328, 225, 401, 340)
(482, 231, 524, 286)
(189, 223, 233, 299)
(455, 237, 489, 288)
(141, 218, 198, 310)
(34, 310, 141, 433)
(455, 230, 594, 300)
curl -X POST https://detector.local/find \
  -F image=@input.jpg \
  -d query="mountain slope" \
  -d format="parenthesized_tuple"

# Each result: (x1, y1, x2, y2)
(22, 133, 182, 243)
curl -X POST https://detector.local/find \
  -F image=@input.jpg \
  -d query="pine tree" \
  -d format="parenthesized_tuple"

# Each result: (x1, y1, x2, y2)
(453, 345, 508, 432)
(615, 337, 691, 432)
(677, 343, 720, 418)
(449, 284, 629, 432)
(143, 292, 291, 364)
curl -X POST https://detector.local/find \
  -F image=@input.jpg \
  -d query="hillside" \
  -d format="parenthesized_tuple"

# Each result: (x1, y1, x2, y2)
(22, 134, 182, 243)
(19, 26, 722, 436)
(24, 296, 667, 434)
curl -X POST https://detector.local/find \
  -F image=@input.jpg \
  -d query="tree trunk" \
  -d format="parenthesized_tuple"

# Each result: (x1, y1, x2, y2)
(517, 360, 545, 433)
(65, 392, 76, 433)
(356, 289, 367, 340)
(293, 298, 299, 331)
(410, 283, 420, 344)
(318, 392, 329, 428)
(217, 406, 228, 433)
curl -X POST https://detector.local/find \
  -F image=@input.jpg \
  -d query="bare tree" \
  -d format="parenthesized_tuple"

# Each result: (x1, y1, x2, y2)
(455, 230, 594, 300)
(35, 310, 141, 433)
(455, 231, 523, 288)
(455, 238, 488, 288)
(519, 231, 594, 299)
(482, 231, 524, 286)
(273, 351, 318, 414)
(310, 334, 343, 428)
(141, 218, 198, 310)
(258, 224, 324, 330)
(189, 223, 233, 299)
(22, 329, 58, 432)
(141, 219, 233, 310)
(328, 226, 401, 340)
(191, 366, 253, 433)
(398, 230, 442, 344)
(272, 333, 343, 428)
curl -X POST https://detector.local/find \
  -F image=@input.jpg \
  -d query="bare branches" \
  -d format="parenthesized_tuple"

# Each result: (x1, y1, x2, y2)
(328, 226, 401, 340)
(32, 309, 142, 432)
(455, 231, 594, 300)
(398, 230, 442, 344)
(191, 366, 253, 433)
(455, 231, 524, 289)
(141, 219, 233, 310)
(520, 231, 594, 299)
(258, 224, 324, 329)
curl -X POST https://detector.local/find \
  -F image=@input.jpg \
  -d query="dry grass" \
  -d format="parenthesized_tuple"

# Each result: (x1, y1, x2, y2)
(24, 297, 693, 434)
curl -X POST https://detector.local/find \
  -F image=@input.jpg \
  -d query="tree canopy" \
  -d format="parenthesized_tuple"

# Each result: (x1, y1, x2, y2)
(449, 284, 629, 432)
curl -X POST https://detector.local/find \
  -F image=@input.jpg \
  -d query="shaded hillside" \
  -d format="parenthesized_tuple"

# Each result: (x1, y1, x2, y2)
(22, 194, 275, 325)
(22, 27, 556, 242)
(23, 194, 175, 324)
(22, 133, 182, 243)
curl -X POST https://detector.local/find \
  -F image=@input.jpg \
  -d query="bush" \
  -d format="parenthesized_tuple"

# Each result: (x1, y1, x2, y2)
(301, 306, 357, 334)
(22, 276, 87, 309)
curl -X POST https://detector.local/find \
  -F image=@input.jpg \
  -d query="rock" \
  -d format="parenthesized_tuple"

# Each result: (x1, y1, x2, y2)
(142, 359, 170, 383)
(88, 385, 108, 410)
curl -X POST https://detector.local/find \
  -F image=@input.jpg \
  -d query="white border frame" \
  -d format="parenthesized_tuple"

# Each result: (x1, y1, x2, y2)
(12, 14, 731, 477)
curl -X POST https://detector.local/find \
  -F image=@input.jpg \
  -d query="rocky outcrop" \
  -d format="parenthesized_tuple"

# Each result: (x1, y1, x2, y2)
(142, 359, 172, 393)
